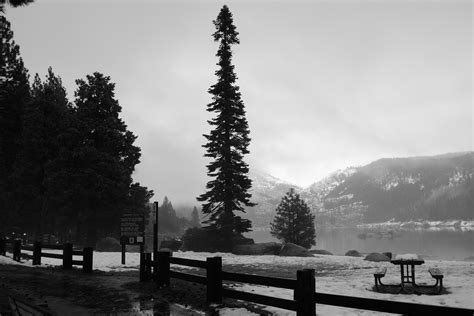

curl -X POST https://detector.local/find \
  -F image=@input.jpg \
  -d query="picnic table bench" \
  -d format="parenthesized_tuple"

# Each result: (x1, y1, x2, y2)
(428, 268, 444, 293)
(374, 267, 387, 291)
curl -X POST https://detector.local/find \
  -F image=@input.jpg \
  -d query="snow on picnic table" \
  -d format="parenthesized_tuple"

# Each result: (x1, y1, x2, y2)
(1, 250, 473, 315)
(393, 253, 421, 261)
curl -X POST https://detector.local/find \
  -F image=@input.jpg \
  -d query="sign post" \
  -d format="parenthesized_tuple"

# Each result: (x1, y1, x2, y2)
(153, 201, 158, 262)
(120, 213, 145, 265)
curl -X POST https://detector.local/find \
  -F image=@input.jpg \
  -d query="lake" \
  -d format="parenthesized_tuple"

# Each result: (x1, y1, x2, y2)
(246, 227, 474, 261)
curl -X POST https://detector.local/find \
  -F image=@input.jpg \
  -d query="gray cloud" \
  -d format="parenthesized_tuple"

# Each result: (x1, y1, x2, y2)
(8, 0, 472, 205)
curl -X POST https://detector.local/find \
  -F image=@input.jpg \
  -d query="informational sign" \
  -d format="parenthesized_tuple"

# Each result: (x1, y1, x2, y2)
(120, 214, 144, 245)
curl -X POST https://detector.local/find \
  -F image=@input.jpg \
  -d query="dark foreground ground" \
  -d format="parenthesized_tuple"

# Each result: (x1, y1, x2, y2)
(0, 263, 275, 315)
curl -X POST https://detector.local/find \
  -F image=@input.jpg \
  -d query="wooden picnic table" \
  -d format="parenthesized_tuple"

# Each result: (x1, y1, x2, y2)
(391, 254, 424, 292)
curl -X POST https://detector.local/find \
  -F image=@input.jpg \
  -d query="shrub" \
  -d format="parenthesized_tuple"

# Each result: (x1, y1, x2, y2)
(182, 227, 253, 252)
(95, 237, 121, 252)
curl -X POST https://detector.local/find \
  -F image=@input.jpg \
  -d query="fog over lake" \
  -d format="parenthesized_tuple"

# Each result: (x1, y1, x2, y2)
(247, 227, 474, 261)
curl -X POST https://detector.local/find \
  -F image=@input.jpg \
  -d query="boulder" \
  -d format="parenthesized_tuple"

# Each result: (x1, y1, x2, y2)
(464, 256, 474, 262)
(160, 239, 183, 251)
(279, 243, 312, 257)
(232, 242, 281, 255)
(345, 250, 362, 257)
(231, 235, 255, 246)
(309, 249, 333, 255)
(382, 252, 392, 259)
(364, 252, 391, 262)
(95, 237, 121, 252)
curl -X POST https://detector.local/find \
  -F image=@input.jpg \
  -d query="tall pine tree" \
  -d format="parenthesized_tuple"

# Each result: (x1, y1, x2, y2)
(0, 15, 30, 230)
(13, 68, 71, 236)
(270, 189, 316, 249)
(65, 72, 151, 245)
(190, 206, 201, 228)
(197, 5, 255, 245)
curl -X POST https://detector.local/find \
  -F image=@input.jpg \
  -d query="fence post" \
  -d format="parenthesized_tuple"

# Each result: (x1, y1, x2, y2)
(295, 269, 315, 316)
(63, 243, 73, 269)
(140, 253, 152, 282)
(140, 252, 146, 282)
(153, 222, 158, 278)
(83, 247, 93, 273)
(33, 241, 42, 265)
(0, 238, 5, 256)
(13, 240, 21, 262)
(157, 251, 170, 287)
(145, 253, 152, 281)
(206, 256, 222, 304)
(152, 252, 158, 283)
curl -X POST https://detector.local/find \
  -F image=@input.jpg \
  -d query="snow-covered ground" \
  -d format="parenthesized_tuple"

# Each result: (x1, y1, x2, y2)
(1, 251, 473, 315)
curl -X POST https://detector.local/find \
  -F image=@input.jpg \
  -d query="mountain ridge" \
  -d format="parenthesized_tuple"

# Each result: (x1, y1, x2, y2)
(246, 152, 473, 227)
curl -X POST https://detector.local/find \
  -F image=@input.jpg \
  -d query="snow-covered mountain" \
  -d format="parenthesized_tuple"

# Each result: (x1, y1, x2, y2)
(245, 169, 301, 226)
(246, 152, 474, 227)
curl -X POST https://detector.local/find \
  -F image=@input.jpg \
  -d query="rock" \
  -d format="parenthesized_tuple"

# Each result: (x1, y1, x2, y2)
(345, 250, 362, 257)
(382, 252, 392, 259)
(279, 243, 312, 257)
(232, 242, 281, 255)
(364, 252, 391, 262)
(309, 249, 333, 255)
(464, 256, 474, 261)
(95, 237, 121, 252)
(160, 239, 183, 251)
(231, 235, 255, 246)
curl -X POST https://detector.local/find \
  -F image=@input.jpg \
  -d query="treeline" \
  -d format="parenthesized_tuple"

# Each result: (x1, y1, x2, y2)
(153, 197, 201, 235)
(0, 16, 152, 245)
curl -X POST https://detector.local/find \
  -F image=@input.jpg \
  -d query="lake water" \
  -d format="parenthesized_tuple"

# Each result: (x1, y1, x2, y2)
(246, 227, 474, 261)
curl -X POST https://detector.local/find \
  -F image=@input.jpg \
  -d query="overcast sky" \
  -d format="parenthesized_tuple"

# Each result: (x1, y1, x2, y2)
(6, 0, 472, 206)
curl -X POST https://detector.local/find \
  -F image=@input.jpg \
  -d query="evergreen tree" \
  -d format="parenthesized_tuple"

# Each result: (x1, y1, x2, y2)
(13, 68, 71, 236)
(64, 72, 151, 245)
(270, 189, 316, 249)
(0, 0, 33, 14)
(0, 15, 30, 229)
(197, 5, 255, 244)
(159, 196, 179, 233)
(190, 206, 201, 228)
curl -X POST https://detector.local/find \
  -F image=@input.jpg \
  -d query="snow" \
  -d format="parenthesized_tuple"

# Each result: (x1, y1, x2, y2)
(2, 251, 473, 315)
(217, 307, 260, 315)
(394, 253, 420, 261)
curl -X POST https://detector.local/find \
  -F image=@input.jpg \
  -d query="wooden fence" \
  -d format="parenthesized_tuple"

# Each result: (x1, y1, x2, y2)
(0, 239, 93, 273)
(140, 251, 474, 316)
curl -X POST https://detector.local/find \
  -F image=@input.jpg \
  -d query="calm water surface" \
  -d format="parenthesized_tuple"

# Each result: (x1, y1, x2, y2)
(246, 227, 474, 261)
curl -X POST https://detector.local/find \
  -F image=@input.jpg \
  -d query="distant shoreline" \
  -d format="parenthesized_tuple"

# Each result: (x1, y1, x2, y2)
(356, 219, 474, 231)
(251, 219, 474, 232)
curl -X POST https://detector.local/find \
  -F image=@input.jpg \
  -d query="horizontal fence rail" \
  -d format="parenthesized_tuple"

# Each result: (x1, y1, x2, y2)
(222, 288, 298, 311)
(315, 292, 474, 315)
(41, 252, 63, 259)
(0, 238, 93, 273)
(140, 251, 474, 316)
(41, 244, 64, 250)
(169, 257, 208, 268)
(169, 270, 207, 284)
(222, 271, 296, 289)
